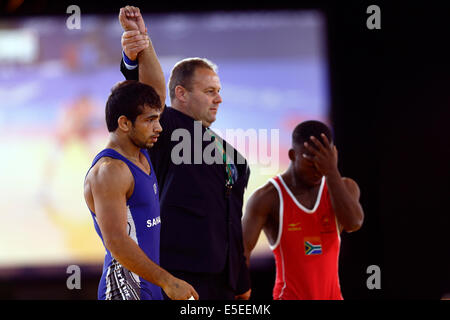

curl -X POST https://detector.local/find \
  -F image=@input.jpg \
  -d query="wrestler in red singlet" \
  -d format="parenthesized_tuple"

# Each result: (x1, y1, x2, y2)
(243, 120, 364, 300)
(269, 175, 342, 300)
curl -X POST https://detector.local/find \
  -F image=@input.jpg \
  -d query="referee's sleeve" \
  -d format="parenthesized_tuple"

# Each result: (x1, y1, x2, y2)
(120, 54, 139, 81)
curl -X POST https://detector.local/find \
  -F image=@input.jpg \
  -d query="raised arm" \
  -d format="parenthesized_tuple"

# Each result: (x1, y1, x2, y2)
(87, 159, 198, 300)
(303, 134, 364, 232)
(119, 6, 166, 105)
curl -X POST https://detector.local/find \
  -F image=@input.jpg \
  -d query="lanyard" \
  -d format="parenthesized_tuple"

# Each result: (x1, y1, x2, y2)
(206, 128, 234, 187)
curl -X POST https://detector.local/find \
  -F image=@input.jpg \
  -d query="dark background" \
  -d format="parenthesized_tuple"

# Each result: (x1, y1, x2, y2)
(1, 0, 449, 300)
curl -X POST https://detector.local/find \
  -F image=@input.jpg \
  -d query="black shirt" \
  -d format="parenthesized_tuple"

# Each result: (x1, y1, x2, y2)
(121, 60, 251, 293)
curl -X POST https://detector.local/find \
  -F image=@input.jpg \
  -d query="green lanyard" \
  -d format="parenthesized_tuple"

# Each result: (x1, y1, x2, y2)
(206, 128, 234, 187)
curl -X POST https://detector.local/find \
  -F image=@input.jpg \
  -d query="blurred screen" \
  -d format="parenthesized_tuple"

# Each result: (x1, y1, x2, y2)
(0, 11, 330, 268)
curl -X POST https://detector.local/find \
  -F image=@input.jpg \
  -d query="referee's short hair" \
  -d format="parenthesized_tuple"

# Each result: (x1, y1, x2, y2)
(168, 57, 218, 102)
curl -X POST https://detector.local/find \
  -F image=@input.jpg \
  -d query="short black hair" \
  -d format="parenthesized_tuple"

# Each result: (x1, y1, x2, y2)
(105, 80, 162, 132)
(292, 120, 333, 147)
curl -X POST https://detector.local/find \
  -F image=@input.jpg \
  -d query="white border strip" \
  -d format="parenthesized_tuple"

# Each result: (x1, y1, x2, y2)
(268, 178, 284, 250)
(278, 175, 325, 214)
(126, 206, 141, 286)
(277, 244, 287, 300)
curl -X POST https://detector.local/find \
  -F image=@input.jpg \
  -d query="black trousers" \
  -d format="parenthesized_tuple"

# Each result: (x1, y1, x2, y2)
(162, 269, 235, 300)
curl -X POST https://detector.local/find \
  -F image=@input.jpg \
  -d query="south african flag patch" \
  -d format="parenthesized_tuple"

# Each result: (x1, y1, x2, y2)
(304, 237, 322, 255)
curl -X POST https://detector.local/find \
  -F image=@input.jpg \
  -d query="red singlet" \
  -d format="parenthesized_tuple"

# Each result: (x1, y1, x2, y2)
(269, 175, 343, 300)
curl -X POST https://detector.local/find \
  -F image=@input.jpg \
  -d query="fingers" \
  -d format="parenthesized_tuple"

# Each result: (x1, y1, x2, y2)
(122, 31, 148, 41)
(123, 41, 149, 52)
(118, 8, 127, 25)
(191, 287, 199, 300)
(123, 35, 149, 46)
(126, 42, 149, 51)
(301, 152, 315, 161)
(119, 6, 141, 22)
(304, 133, 333, 156)
(122, 43, 149, 61)
(309, 135, 327, 152)
(126, 43, 149, 54)
(123, 5, 141, 18)
(122, 32, 148, 50)
(122, 30, 140, 38)
(303, 140, 319, 158)
(319, 133, 331, 148)
(235, 291, 251, 300)
(123, 44, 149, 61)
(170, 280, 199, 300)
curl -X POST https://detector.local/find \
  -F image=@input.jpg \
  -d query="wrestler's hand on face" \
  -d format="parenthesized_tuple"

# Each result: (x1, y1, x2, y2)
(119, 6, 147, 33)
(121, 30, 149, 61)
(302, 133, 339, 177)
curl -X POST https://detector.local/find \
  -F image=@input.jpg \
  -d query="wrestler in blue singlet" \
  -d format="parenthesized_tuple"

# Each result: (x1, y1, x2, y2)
(86, 148, 163, 300)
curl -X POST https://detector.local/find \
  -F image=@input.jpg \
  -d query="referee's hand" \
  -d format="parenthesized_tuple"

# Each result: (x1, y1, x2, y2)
(121, 30, 149, 61)
(235, 289, 251, 300)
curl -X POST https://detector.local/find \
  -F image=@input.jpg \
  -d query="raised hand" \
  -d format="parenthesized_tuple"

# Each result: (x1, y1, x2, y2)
(302, 133, 339, 176)
(119, 6, 146, 34)
(121, 30, 149, 61)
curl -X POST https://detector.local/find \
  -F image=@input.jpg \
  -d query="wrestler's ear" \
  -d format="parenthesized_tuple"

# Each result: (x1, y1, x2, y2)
(288, 148, 296, 161)
(117, 115, 131, 132)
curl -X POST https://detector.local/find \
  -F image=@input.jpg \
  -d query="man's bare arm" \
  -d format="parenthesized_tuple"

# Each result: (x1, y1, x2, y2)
(242, 184, 275, 267)
(88, 159, 198, 300)
(239, 186, 276, 300)
(304, 134, 364, 232)
(119, 6, 166, 105)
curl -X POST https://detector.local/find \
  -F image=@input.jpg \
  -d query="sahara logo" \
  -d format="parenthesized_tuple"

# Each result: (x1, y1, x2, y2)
(147, 216, 161, 228)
